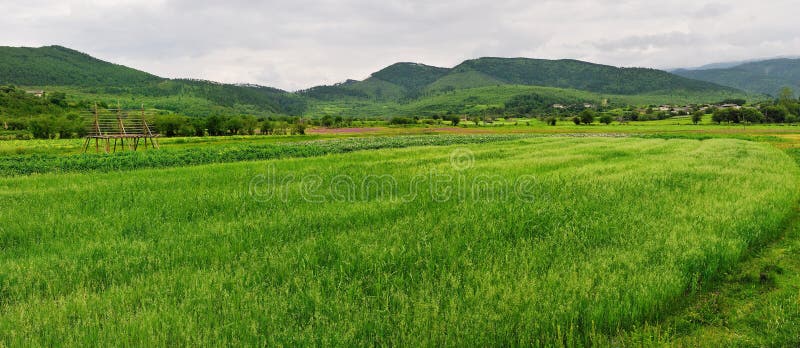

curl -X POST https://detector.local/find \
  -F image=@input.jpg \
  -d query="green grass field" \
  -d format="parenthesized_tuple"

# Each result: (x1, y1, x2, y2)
(1, 136, 798, 345)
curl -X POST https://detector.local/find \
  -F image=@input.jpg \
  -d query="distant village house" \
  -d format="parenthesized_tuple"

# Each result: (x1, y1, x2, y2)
(25, 90, 45, 98)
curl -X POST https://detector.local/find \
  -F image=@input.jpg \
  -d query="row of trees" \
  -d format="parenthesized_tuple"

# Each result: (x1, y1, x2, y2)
(148, 114, 307, 137)
(711, 87, 800, 124)
(711, 108, 765, 124)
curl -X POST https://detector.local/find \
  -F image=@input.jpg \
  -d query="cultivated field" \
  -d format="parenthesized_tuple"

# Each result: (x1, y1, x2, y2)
(1, 136, 798, 345)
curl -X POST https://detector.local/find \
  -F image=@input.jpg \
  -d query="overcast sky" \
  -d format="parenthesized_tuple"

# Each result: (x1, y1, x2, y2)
(2, 0, 798, 91)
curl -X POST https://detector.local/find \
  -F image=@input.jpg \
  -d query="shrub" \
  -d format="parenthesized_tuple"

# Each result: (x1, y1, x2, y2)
(389, 117, 415, 125)
(580, 110, 595, 125)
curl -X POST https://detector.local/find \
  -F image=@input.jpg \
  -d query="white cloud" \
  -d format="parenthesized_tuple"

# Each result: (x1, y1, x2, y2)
(0, 0, 798, 90)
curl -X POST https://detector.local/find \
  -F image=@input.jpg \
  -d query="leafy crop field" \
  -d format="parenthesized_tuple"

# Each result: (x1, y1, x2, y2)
(0, 137, 797, 346)
(0, 134, 545, 176)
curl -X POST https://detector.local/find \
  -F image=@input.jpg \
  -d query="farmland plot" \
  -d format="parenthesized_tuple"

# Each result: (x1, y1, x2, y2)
(0, 137, 797, 346)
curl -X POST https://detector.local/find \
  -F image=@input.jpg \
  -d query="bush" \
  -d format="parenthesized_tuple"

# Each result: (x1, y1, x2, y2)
(291, 123, 306, 135)
(389, 117, 415, 125)
(15, 132, 33, 140)
(691, 111, 704, 125)
(579, 110, 595, 125)
(446, 115, 461, 126)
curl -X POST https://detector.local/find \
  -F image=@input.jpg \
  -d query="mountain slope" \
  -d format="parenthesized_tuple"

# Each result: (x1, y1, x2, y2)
(426, 70, 505, 91)
(299, 62, 449, 101)
(449, 57, 735, 95)
(369, 63, 450, 92)
(302, 57, 739, 102)
(0, 45, 160, 86)
(673, 58, 800, 96)
(0, 45, 745, 118)
(0, 46, 305, 116)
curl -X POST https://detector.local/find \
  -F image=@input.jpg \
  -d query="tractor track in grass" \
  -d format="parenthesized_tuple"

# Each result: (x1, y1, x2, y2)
(607, 143, 800, 346)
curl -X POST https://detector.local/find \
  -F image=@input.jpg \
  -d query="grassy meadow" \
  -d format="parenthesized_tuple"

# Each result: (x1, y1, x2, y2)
(1, 136, 798, 345)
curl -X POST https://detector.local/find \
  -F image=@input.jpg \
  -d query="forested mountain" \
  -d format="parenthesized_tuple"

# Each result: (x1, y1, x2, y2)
(0, 46, 305, 116)
(673, 59, 800, 96)
(369, 63, 451, 96)
(448, 58, 733, 94)
(0, 45, 160, 86)
(300, 57, 738, 102)
(299, 63, 450, 101)
(1, 45, 745, 119)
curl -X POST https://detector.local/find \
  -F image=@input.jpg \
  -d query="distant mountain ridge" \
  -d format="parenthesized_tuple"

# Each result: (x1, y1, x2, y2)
(300, 57, 738, 101)
(0, 45, 745, 118)
(673, 58, 800, 96)
(673, 55, 800, 71)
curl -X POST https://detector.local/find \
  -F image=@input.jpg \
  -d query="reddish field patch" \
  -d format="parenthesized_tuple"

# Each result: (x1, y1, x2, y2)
(307, 127, 384, 134)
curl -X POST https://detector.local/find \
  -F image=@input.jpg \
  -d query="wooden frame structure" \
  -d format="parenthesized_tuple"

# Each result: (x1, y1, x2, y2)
(83, 104, 160, 153)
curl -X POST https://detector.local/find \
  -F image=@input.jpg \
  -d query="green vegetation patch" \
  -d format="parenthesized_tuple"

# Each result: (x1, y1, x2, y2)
(0, 137, 797, 345)
(0, 134, 541, 176)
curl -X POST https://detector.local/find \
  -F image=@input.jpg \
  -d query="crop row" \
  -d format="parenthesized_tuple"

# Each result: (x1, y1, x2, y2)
(0, 134, 551, 176)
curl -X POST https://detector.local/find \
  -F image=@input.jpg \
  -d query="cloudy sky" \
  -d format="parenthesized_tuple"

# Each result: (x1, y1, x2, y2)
(2, 0, 798, 90)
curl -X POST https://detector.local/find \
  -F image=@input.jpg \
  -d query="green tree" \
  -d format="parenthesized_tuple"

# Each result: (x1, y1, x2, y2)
(779, 87, 795, 108)
(691, 111, 703, 125)
(291, 121, 306, 135)
(741, 108, 764, 124)
(48, 92, 67, 107)
(320, 115, 335, 127)
(154, 114, 188, 137)
(447, 115, 460, 126)
(260, 121, 275, 135)
(206, 115, 224, 136)
(224, 116, 245, 135)
(763, 105, 789, 123)
(579, 110, 595, 125)
(599, 115, 612, 125)
(711, 109, 726, 124)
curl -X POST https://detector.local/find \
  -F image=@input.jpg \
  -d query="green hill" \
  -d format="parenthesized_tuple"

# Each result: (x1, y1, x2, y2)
(0, 46, 747, 119)
(0, 45, 160, 87)
(302, 57, 740, 103)
(299, 63, 449, 101)
(426, 70, 505, 91)
(369, 62, 450, 92)
(450, 57, 735, 95)
(302, 57, 745, 117)
(0, 46, 305, 116)
(673, 59, 800, 96)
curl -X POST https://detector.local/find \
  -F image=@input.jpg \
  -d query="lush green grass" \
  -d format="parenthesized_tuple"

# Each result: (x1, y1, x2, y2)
(601, 148, 800, 346)
(607, 209, 800, 347)
(0, 137, 797, 345)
